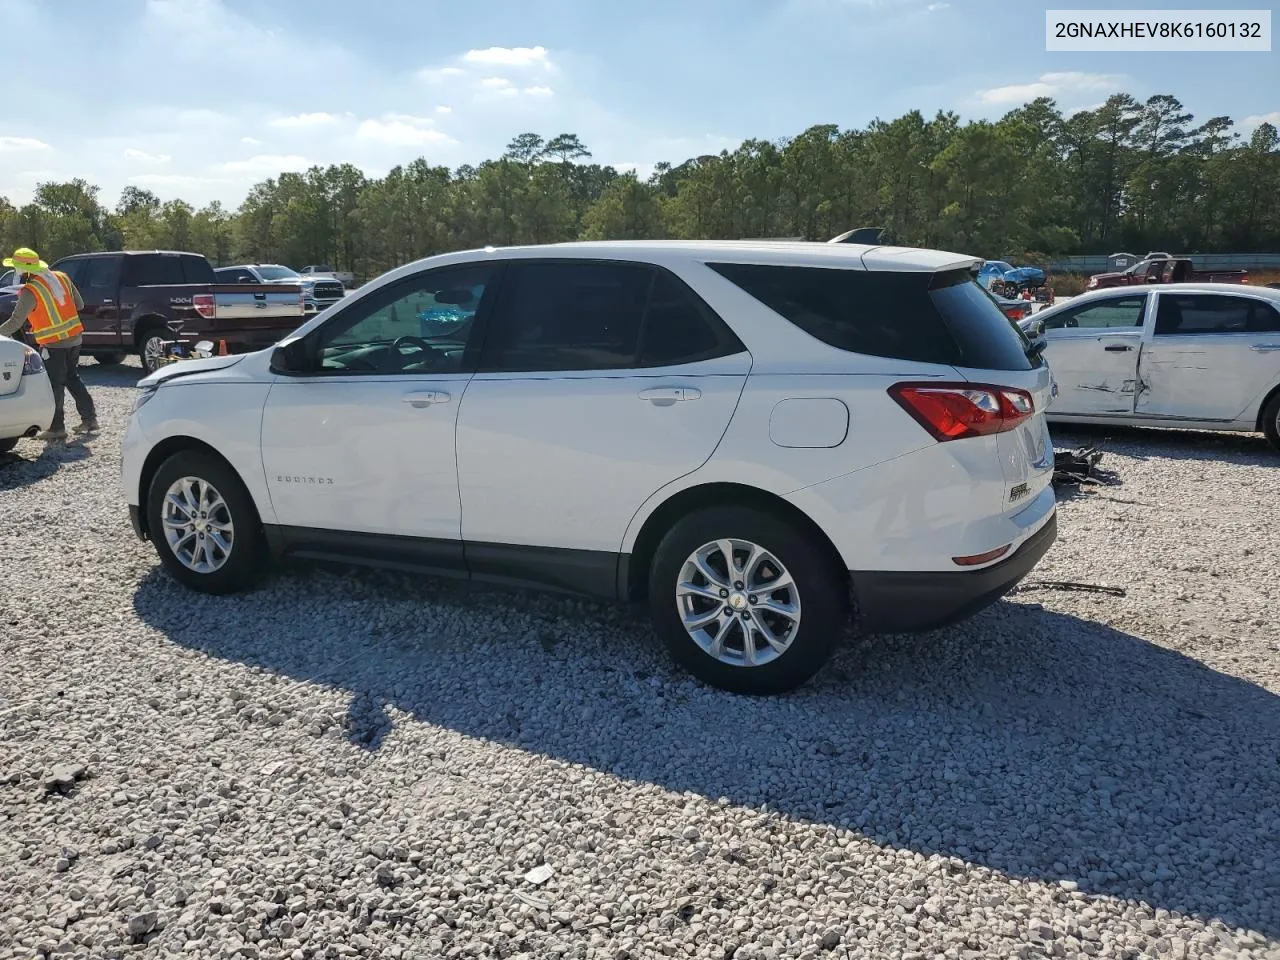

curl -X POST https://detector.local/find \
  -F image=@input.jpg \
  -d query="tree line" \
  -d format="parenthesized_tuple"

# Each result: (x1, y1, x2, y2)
(2, 93, 1277, 281)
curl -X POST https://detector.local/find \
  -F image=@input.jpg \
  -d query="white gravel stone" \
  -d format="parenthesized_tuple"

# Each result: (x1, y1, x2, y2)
(1, 360, 1279, 959)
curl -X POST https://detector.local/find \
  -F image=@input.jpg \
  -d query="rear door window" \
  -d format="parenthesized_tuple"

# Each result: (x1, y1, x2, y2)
(123, 254, 185, 286)
(481, 261, 652, 372)
(180, 255, 215, 284)
(708, 262, 1032, 371)
(1155, 294, 1272, 335)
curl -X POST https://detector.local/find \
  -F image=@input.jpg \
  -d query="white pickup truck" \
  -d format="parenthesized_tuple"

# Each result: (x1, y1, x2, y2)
(299, 264, 355, 289)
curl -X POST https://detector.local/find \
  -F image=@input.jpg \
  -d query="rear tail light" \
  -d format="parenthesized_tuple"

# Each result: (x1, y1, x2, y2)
(193, 293, 216, 319)
(21, 345, 43, 375)
(888, 381, 1035, 442)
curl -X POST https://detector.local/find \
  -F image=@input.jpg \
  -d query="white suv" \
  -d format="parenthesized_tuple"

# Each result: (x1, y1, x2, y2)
(122, 241, 1057, 693)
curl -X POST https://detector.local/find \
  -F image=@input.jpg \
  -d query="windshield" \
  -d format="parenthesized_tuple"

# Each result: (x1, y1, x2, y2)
(258, 265, 301, 281)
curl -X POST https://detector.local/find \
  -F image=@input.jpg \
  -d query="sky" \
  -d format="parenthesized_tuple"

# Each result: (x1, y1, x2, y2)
(0, 0, 1276, 210)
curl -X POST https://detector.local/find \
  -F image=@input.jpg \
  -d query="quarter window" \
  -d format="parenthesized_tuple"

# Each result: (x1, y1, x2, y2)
(1043, 297, 1147, 330)
(313, 264, 493, 374)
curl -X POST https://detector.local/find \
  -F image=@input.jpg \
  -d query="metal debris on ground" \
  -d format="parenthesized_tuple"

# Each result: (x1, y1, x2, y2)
(1052, 444, 1106, 487)
(1014, 580, 1127, 597)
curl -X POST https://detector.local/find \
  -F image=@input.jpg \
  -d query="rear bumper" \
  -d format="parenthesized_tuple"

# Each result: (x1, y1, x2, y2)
(850, 511, 1057, 634)
(209, 324, 302, 352)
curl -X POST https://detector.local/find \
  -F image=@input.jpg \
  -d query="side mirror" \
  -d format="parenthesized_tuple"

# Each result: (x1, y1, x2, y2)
(271, 337, 313, 374)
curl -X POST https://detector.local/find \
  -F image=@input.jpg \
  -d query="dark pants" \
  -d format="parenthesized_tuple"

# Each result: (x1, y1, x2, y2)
(43, 343, 96, 431)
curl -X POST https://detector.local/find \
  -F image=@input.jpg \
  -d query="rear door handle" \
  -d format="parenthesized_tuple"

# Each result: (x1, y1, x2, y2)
(253, 292, 267, 299)
(402, 390, 451, 407)
(1251, 344, 1280, 353)
(1103, 344, 1134, 352)
(638, 386, 701, 404)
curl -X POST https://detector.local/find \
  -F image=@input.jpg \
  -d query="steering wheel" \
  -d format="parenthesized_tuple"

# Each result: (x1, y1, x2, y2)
(391, 335, 442, 368)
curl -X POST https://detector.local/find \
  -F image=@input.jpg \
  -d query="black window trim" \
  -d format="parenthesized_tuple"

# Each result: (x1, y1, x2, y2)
(294, 261, 507, 378)
(474, 257, 747, 375)
(1152, 290, 1280, 337)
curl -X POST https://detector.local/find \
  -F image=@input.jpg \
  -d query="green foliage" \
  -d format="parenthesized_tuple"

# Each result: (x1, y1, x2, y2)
(2, 98, 1279, 280)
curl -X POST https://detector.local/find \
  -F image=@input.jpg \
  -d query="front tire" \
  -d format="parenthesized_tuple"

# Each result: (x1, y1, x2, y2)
(1263, 392, 1280, 452)
(648, 506, 848, 694)
(0, 437, 18, 454)
(94, 351, 127, 366)
(146, 451, 264, 594)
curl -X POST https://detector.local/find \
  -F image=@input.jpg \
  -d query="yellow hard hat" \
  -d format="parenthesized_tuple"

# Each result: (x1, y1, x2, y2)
(2, 247, 48, 273)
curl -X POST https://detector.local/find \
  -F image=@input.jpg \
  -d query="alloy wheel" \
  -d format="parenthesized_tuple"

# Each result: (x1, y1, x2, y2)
(675, 538, 801, 668)
(161, 476, 235, 574)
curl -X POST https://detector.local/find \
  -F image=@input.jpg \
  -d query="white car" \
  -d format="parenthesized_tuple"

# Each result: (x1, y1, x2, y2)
(1027, 284, 1280, 450)
(122, 241, 1057, 693)
(0, 334, 55, 452)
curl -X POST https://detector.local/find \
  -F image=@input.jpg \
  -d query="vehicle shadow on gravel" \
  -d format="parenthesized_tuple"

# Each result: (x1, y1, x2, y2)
(132, 567, 1280, 938)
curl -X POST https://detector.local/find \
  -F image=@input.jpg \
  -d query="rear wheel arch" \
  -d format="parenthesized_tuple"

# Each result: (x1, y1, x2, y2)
(137, 437, 262, 537)
(623, 482, 847, 602)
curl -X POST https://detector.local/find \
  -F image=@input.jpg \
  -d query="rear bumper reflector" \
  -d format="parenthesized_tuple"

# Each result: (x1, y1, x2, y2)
(952, 544, 1012, 567)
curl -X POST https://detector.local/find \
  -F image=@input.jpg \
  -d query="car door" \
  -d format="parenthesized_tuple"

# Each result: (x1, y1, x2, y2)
(1038, 293, 1148, 415)
(454, 259, 751, 595)
(1135, 291, 1280, 422)
(259, 261, 497, 570)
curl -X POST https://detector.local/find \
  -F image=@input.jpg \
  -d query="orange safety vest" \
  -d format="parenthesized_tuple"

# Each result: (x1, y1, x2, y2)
(23, 271, 84, 346)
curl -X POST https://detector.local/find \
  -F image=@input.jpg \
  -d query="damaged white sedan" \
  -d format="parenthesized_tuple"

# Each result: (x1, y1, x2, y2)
(1026, 284, 1280, 451)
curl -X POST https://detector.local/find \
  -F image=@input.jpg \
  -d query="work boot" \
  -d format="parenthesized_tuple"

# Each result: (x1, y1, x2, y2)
(74, 419, 99, 435)
(38, 427, 68, 442)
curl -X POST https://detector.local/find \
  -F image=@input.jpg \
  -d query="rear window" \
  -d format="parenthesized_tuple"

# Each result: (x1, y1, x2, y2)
(123, 254, 185, 286)
(708, 263, 1033, 371)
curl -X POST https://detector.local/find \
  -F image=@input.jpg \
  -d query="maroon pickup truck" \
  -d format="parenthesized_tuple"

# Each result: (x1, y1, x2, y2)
(39, 250, 307, 373)
(1088, 257, 1250, 291)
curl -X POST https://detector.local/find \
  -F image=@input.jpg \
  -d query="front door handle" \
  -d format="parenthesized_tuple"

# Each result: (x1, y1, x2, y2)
(1103, 344, 1134, 352)
(1251, 344, 1280, 353)
(402, 390, 451, 407)
(638, 386, 701, 404)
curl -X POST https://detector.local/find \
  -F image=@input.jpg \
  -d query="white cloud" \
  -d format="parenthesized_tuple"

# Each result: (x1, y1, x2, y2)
(463, 46, 551, 68)
(436, 105, 452, 114)
(926, 2, 949, 9)
(1240, 111, 1280, 130)
(220, 154, 312, 174)
(480, 77, 514, 90)
(356, 115, 457, 148)
(240, 136, 262, 145)
(418, 65, 466, 83)
(269, 112, 342, 129)
(977, 71, 1124, 105)
(524, 86, 554, 97)
(124, 148, 171, 163)
(0, 136, 50, 151)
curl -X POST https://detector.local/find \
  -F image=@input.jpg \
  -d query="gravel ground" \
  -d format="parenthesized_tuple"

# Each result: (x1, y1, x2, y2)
(2, 358, 1278, 960)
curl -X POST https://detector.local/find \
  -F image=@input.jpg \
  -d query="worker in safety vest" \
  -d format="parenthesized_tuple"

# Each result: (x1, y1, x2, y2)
(0, 247, 98, 440)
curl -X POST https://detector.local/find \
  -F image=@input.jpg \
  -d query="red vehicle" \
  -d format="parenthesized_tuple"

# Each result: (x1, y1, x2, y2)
(1088, 257, 1249, 291)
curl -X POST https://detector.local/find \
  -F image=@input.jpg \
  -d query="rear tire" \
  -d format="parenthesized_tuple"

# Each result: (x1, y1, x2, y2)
(0, 437, 18, 454)
(137, 327, 166, 374)
(94, 351, 127, 366)
(146, 451, 264, 594)
(1262, 392, 1280, 452)
(648, 505, 847, 694)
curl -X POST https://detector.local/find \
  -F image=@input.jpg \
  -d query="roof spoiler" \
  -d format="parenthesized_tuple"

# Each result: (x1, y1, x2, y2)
(830, 227, 889, 245)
